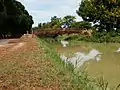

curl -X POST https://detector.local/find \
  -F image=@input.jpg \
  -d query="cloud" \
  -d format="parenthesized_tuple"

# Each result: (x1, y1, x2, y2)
(17, 0, 82, 27)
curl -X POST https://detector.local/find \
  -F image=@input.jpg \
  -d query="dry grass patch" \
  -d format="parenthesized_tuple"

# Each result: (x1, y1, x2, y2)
(0, 37, 60, 90)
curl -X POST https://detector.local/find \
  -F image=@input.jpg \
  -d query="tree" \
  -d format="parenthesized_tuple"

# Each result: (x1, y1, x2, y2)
(38, 16, 62, 29)
(62, 15, 76, 28)
(71, 21, 92, 29)
(38, 23, 42, 28)
(0, 0, 34, 38)
(77, 0, 120, 32)
(50, 16, 62, 28)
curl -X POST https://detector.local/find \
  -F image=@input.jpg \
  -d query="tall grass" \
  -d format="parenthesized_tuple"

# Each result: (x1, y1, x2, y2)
(36, 37, 118, 90)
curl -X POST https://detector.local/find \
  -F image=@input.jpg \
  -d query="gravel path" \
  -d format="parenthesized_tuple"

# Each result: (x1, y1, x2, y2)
(0, 39, 10, 45)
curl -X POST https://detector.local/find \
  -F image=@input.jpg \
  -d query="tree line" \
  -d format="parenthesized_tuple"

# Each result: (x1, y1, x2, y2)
(35, 15, 93, 31)
(34, 0, 120, 43)
(34, 0, 120, 33)
(0, 0, 34, 38)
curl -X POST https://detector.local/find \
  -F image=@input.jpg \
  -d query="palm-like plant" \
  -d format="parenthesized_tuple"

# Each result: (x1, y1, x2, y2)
(62, 15, 76, 28)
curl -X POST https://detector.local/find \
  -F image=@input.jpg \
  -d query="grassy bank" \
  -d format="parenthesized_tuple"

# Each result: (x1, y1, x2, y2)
(37, 37, 118, 90)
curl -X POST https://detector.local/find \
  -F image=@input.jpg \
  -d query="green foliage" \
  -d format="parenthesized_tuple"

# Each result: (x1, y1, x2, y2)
(38, 16, 62, 29)
(57, 34, 80, 41)
(62, 15, 76, 27)
(0, 0, 34, 38)
(71, 21, 92, 29)
(50, 16, 62, 28)
(77, 0, 120, 32)
(76, 31, 120, 43)
(55, 31, 120, 43)
(38, 15, 77, 29)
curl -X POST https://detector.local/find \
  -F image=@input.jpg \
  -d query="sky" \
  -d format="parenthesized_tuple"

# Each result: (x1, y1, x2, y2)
(18, 0, 82, 27)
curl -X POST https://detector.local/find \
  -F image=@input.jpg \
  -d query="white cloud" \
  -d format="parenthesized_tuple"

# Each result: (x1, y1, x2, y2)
(17, 0, 82, 27)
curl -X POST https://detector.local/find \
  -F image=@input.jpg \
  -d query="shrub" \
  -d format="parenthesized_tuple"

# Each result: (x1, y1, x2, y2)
(78, 31, 120, 43)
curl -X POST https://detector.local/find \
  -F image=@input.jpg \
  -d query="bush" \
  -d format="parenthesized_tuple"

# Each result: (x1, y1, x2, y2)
(56, 34, 80, 41)
(77, 31, 120, 43)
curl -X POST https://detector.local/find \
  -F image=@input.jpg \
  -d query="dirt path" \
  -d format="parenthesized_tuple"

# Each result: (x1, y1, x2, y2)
(0, 39, 9, 45)
(0, 38, 25, 59)
(0, 36, 59, 90)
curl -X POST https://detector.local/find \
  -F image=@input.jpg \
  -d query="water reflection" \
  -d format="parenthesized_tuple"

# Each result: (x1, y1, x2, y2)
(60, 49, 102, 68)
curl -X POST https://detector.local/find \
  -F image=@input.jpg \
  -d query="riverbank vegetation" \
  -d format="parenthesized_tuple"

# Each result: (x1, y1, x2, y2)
(38, 37, 119, 90)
